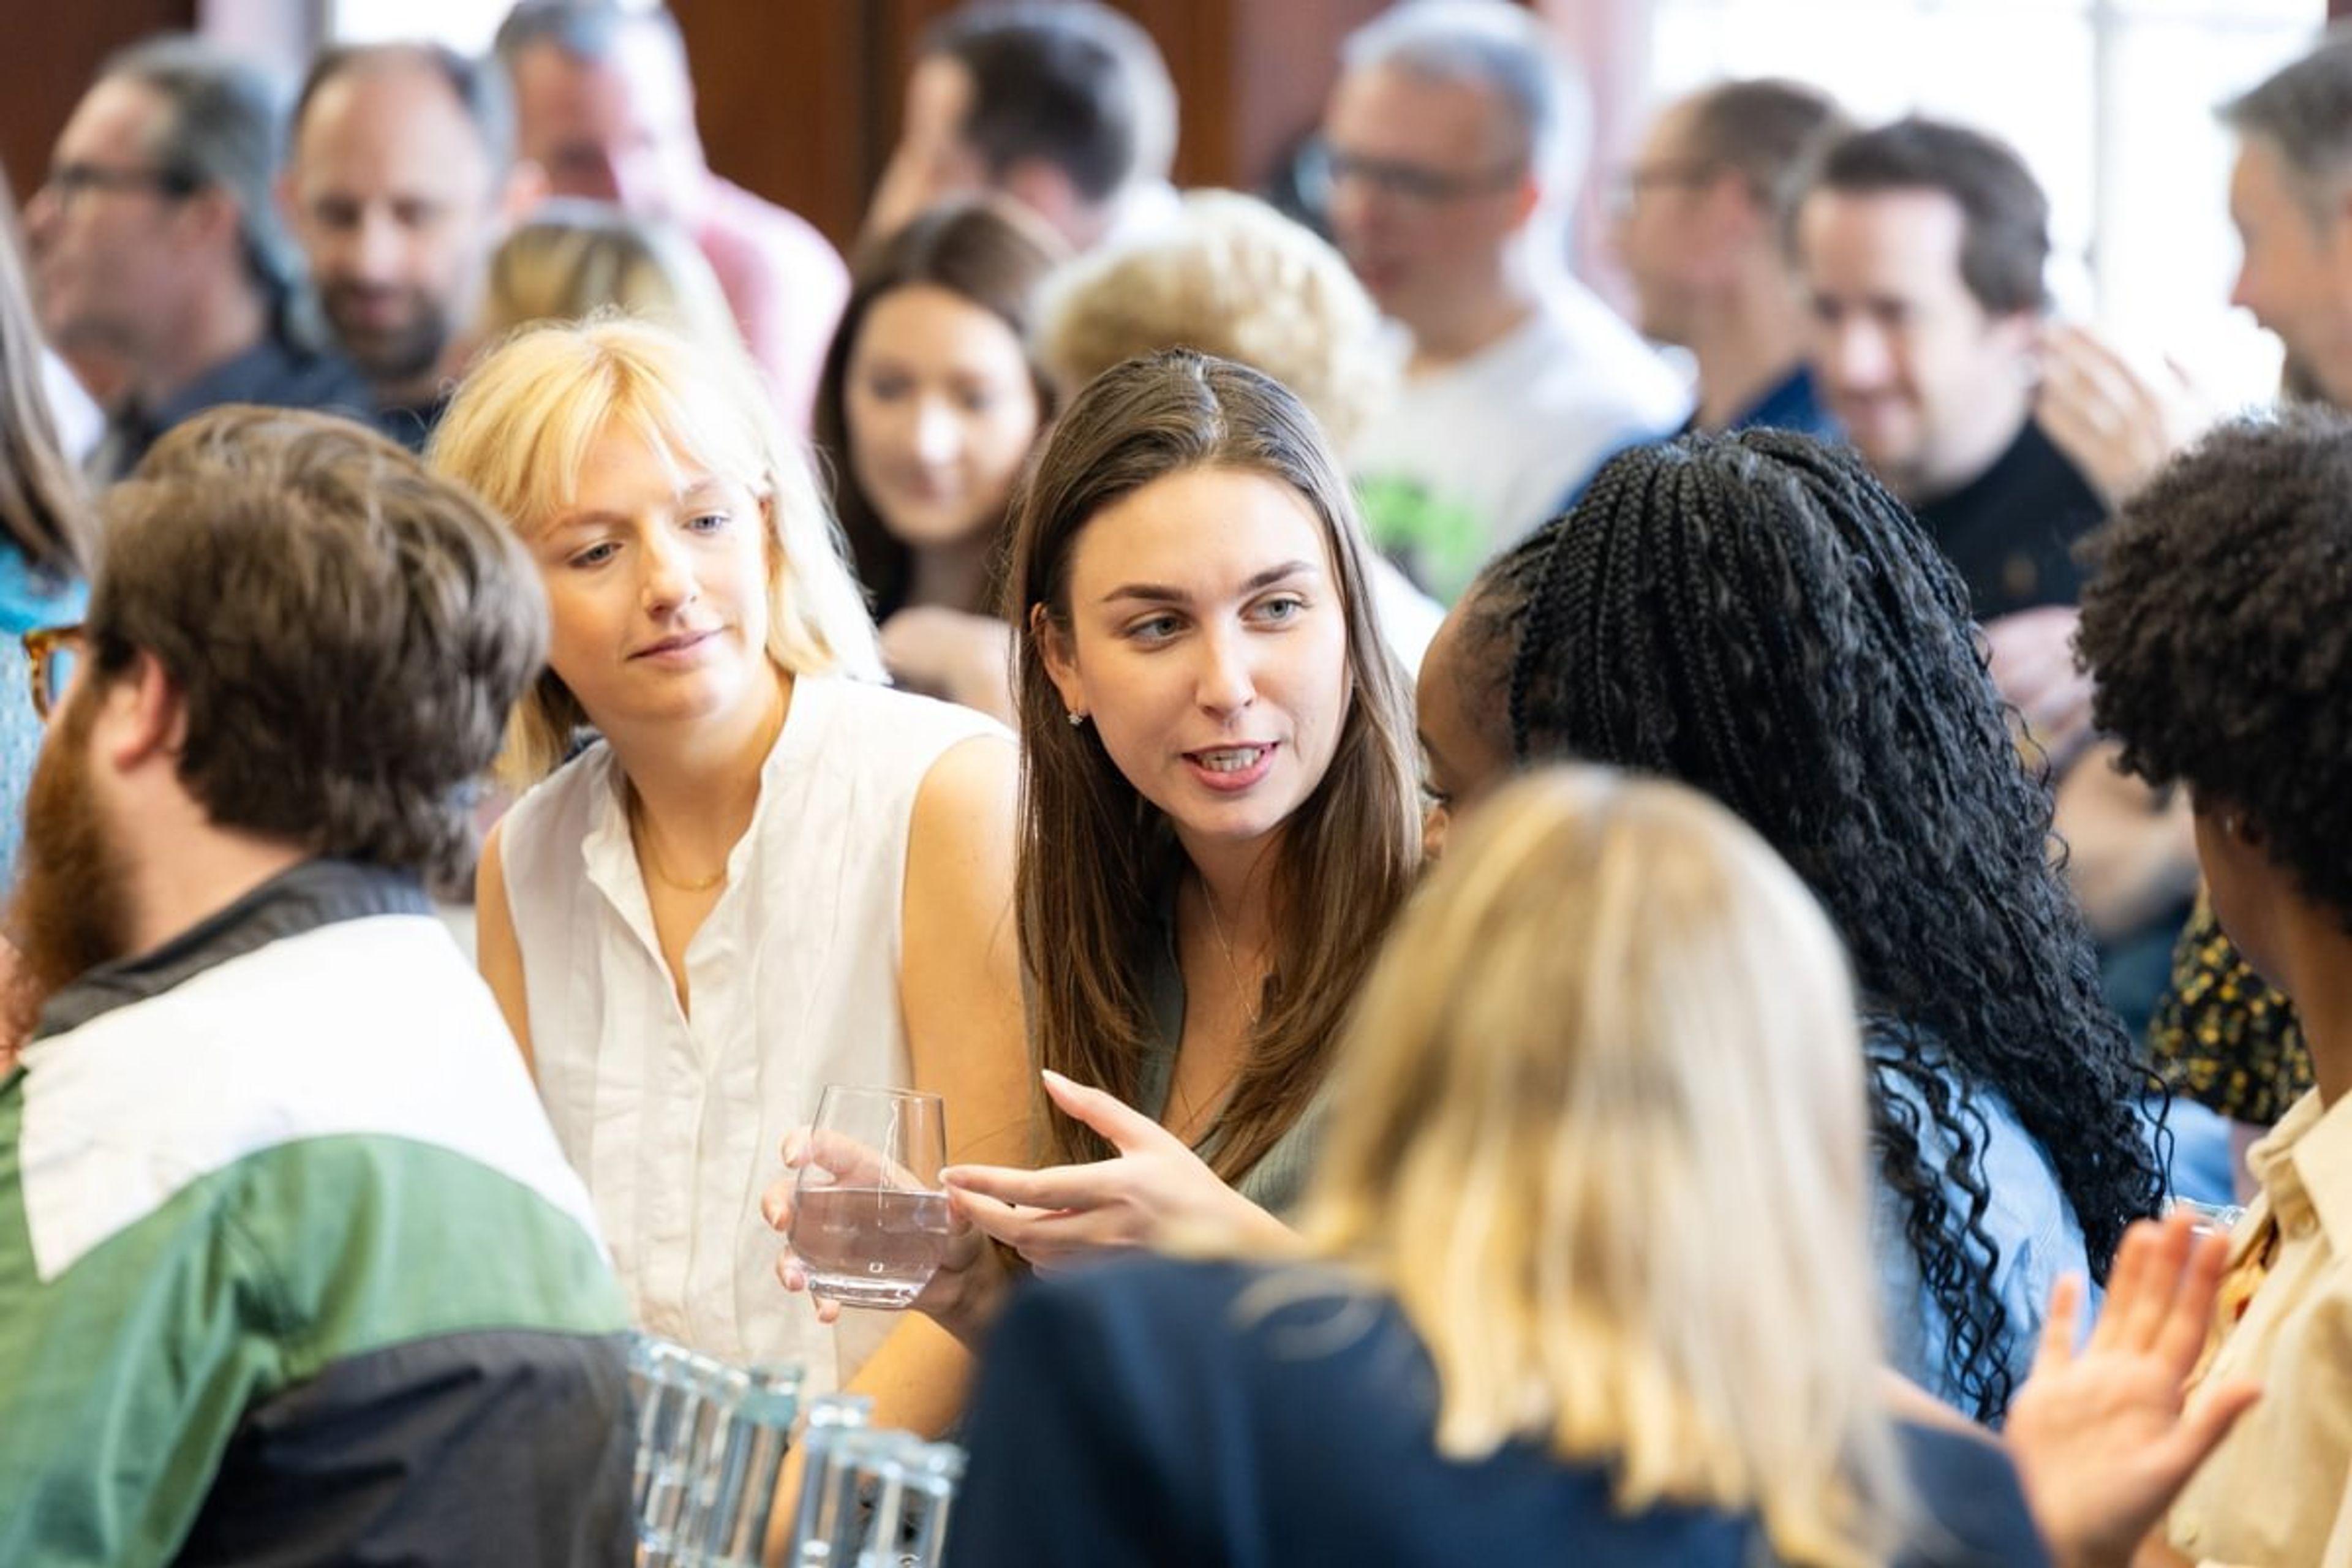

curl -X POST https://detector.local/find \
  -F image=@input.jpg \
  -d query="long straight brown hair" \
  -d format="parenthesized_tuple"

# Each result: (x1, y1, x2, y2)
(1008, 349, 1420, 1182)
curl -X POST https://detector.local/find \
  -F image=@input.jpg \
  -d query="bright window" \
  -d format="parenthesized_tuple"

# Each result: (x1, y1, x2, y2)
(1645, 0, 2320, 401)
(325, 0, 507, 53)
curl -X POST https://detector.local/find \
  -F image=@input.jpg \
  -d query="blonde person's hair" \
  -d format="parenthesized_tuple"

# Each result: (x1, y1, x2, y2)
(1035, 190, 1392, 451)
(429, 315, 884, 785)
(1296, 766, 1910, 1567)
(479, 200, 743, 360)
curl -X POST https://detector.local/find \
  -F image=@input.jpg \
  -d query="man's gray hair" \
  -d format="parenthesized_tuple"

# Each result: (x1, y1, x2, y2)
(2222, 26, 2352, 221)
(294, 42, 518, 177)
(99, 34, 303, 315)
(1340, 0, 1591, 194)
(492, 1, 687, 72)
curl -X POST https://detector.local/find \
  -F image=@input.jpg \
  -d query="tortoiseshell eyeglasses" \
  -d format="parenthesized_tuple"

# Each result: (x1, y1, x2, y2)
(22, 624, 85, 721)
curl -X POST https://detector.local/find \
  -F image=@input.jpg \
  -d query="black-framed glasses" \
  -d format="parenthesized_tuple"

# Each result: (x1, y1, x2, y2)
(1308, 143, 1526, 207)
(23, 624, 85, 721)
(41, 162, 201, 206)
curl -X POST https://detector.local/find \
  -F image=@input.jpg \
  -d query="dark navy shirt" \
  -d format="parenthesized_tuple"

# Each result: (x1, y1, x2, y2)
(1910, 417, 2104, 620)
(91, 328, 378, 483)
(951, 1256, 2052, 1568)
(1681, 364, 1841, 442)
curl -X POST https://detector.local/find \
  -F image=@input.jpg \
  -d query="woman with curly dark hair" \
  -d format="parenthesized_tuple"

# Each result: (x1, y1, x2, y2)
(1415, 429, 2163, 1424)
(2076, 408, 2352, 1564)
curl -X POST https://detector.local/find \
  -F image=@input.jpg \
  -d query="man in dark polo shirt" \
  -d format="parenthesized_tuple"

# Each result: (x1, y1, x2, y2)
(1794, 115, 2096, 622)
(24, 36, 374, 483)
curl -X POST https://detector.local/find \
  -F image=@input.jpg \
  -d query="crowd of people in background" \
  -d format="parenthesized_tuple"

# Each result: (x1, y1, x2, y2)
(0, 0, 2348, 1564)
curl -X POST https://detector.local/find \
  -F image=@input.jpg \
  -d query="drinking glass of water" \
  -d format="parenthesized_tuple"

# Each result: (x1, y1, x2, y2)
(786, 1085, 952, 1310)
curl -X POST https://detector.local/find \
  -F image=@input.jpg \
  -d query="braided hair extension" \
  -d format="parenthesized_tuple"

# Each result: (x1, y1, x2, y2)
(1494, 430, 2163, 1422)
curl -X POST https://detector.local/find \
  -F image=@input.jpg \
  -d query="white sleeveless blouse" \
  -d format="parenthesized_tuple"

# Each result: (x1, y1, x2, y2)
(497, 675, 1005, 1387)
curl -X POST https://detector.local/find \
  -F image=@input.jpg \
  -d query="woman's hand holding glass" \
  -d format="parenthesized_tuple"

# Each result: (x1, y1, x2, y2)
(763, 1119, 1005, 1349)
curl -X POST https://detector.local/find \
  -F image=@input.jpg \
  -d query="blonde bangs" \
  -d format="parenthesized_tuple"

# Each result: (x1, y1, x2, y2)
(432, 318, 884, 785)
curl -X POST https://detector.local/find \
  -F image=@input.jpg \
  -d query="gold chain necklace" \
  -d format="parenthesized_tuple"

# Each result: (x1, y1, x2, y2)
(1199, 880, 1264, 1028)
(625, 677, 787, 897)
(628, 792, 729, 894)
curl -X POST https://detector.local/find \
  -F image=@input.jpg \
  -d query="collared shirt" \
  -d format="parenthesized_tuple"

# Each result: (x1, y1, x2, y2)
(89, 327, 377, 484)
(497, 675, 1001, 1379)
(2167, 1087, 2352, 1566)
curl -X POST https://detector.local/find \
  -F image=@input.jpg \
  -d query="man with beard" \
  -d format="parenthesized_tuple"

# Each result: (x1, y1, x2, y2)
(284, 43, 544, 448)
(0, 407, 633, 1566)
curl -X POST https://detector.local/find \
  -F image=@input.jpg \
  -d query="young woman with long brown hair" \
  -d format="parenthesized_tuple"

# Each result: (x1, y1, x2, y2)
(767, 348, 1419, 1330)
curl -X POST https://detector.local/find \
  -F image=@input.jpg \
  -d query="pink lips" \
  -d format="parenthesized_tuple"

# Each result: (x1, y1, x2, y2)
(1182, 742, 1279, 793)
(631, 629, 717, 662)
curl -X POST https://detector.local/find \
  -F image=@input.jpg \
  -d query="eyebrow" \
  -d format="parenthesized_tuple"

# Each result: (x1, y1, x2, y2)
(1098, 560, 1319, 607)
(540, 478, 733, 538)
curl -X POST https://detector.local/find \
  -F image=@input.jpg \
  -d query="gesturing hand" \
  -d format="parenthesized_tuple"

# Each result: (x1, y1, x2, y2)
(2005, 1212, 2261, 1568)
(941, 1070, 1293, 1273)
(2038, 323, 2211, 509)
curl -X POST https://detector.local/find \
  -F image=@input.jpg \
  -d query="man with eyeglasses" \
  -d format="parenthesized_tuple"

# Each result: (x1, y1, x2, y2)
(0, 407, 632, 1566)
(25, 36, 374, 484)
(1611, 78, 1849, 440)
(1322, 0, 1687, 602)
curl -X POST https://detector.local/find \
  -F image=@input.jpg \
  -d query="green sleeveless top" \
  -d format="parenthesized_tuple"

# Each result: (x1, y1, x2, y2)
(1133, 914, 1333, 1219)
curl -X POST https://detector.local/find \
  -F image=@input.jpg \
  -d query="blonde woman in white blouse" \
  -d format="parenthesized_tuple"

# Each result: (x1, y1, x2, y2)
(430, 317, 1029, 1436)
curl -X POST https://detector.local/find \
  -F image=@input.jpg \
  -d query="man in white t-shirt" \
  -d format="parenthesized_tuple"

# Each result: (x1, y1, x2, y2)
(1324, 0, 1687, 600)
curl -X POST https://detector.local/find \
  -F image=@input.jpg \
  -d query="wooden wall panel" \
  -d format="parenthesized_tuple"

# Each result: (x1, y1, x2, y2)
(0, 1, 198, 204)
(674, 0, 1390, 252)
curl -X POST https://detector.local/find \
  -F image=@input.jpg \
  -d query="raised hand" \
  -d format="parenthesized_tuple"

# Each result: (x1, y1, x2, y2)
(2037, 323, 2212, 509)
(941, 1070, 1294, 1273)
(2005, 1212, 2261, 1568)
(1983, 604, 2097, 777)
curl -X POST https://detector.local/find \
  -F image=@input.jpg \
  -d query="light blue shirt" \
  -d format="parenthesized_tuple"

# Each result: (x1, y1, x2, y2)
(1870, 1052, 2087, 1420)
(0, 543, 83, 888)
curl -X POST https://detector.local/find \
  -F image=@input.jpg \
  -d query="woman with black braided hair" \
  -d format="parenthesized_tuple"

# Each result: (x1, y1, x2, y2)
(1414, 428, 2164, 1423)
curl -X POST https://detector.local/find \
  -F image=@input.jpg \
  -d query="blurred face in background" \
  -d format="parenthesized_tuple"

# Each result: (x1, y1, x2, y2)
(1796, 185, 2037, 501)
(845, 282, 1042, 553)
(1611, 99, 1750, 347)
(287, 59, 527, 396)
(1321, 64, 1533, 337)
(510, 28, 704, 225)
(26, 77, 207, 365)
(2228, 132, 2352, 409)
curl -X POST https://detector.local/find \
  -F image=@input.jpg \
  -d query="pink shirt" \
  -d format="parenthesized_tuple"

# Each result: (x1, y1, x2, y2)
(692, 174, 849, 433)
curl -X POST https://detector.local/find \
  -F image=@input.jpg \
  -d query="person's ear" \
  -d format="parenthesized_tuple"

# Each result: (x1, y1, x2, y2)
(95, 651, 187, 772)
(1031, 601, 1085, 720)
